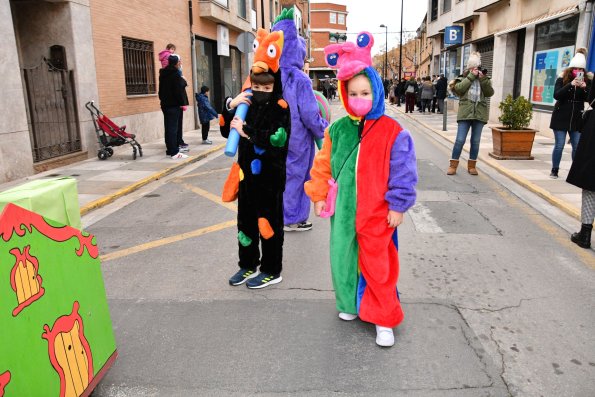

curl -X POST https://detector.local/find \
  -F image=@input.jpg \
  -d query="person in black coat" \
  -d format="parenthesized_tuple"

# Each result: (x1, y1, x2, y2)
(159, 55, 189, 159)
(566, 79, 595, 248)
(435, 74, 448, 113)
(548, 48, 591, 178)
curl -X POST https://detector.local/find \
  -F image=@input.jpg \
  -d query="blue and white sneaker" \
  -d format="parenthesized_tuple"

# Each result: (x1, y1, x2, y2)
(229, 268, 259, 286)
(246, 272, 282, 289)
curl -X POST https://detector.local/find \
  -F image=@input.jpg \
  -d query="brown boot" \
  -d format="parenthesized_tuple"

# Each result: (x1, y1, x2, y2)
(468, 160, 478, 175)
(447, 159, 459, 175)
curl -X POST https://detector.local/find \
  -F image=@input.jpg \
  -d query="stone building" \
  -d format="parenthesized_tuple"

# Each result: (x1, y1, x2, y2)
(1, 0, 281, 184)
(309, 2, 348, 87)
(426, 0, 594, 132)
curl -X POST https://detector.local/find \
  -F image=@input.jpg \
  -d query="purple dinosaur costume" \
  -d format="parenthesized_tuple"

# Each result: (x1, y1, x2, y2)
(272, 9, 329, 225)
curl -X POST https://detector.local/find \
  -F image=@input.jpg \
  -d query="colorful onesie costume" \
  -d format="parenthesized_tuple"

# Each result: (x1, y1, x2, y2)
(305, 32, 417, 328)
(272, 9, 329, 225)
(222, 29, 290, 276)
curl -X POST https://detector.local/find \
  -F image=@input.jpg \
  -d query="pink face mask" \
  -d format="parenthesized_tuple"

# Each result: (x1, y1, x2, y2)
(348, 97, 373, 117)
(572, 69, 581, 77)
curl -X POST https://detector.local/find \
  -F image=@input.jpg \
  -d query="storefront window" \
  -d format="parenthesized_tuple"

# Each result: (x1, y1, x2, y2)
(222, 48, 243, 99)
(196, 39, 215, 92)
(530, 15, 579, 107)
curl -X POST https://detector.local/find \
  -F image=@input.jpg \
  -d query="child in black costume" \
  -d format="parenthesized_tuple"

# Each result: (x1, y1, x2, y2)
(226, 70, 291, 289)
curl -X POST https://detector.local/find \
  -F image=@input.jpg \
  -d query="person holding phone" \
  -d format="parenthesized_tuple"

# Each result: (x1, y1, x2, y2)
(446, 52, 494, 176)
(549, 48, 591, 179)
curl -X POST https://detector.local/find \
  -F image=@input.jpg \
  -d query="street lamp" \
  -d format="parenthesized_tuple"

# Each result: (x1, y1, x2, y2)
(399, 0, 404, 82)
(379, 24, 388, 83)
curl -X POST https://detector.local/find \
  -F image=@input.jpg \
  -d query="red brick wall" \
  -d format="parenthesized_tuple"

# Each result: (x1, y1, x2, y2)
(90, 0, 192, 117)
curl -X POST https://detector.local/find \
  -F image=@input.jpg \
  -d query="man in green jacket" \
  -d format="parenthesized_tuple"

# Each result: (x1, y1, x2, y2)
(447, 52, 494, 175)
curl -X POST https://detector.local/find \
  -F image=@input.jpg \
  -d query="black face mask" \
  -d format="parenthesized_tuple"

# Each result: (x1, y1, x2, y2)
(252, 90, 272, 104)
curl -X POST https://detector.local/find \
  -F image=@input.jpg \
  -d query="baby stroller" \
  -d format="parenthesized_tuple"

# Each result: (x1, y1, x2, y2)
(85, 101, 143, 160)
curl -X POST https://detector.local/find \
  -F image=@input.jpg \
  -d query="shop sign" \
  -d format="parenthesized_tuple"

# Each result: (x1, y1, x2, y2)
(444, 26, 463, 46)
(217, 24, 230, 57)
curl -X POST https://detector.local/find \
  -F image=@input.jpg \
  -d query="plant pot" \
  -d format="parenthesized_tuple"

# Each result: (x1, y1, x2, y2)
(489, 126, 537, 160)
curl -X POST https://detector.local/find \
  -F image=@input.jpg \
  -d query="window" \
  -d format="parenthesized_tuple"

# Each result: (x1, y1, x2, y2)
(214, 0, 228, 6)
(338, 14, 345, 25)
(431, 0, 438, 21)
(464, 20, 472, 41)
(530, 15, 579, 107)
(442, 0, 451, 13)
(238, 0, 247, 18)
(122, 37, 155, 96)
(330, 12, 336, 24)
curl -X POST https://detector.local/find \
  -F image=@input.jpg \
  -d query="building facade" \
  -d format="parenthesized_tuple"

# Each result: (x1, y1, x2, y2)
(0, 0, 286, 184)
(427, 0, 594, 133)
(309, 2, 348, 86)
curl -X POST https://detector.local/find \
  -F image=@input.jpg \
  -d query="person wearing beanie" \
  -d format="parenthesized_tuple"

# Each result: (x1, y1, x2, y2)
(195, 85, 218, 144)
(446, 51, 494, 176)
(159, 54, 189, 159)
(548, 47, 591, 179)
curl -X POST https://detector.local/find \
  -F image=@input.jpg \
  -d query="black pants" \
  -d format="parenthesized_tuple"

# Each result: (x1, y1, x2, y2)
(162, 106, 181, 156)
(201, 122, 210, 140)
(177, 109, 186, 146)
(431, 97, 437, 112)
(405, 93, 416, 113)
(237, 182, 284, 275)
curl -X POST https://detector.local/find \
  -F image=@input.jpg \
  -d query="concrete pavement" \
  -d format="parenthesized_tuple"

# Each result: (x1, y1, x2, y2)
(0, 99, 584, 230)
(388, 100, 583, 220)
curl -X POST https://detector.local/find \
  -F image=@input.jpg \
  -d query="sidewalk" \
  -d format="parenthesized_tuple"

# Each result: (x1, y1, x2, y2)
(389, 101, 582, 220)
(0, 127, 226, 215)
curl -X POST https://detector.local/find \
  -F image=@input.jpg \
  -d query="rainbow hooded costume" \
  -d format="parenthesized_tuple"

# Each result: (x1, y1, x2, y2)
(272, 9, 329, 225)
(305, 32, 417, 327)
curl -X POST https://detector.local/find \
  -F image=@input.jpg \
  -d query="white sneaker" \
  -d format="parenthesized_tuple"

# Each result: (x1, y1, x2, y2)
(338, 312, 358, 321)
(375, 325, 395, 347)
(171, 152, 188, 160)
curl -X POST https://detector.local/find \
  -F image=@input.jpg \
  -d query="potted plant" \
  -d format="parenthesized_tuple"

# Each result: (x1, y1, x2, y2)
(489, 94, 537, 160)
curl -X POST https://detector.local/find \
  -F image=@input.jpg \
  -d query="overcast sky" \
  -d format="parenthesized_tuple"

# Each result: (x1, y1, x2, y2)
(311, 0, 428, 56)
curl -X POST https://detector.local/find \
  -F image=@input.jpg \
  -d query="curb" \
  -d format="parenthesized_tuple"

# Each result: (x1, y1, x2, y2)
(391, 104, 581, 221)
(80, 143, 226, 216)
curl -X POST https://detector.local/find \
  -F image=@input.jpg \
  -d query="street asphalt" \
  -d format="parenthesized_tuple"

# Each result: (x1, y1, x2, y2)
(83, 102, 595, 397)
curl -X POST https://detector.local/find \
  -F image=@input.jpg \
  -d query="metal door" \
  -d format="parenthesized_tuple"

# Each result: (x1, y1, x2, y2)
(22, 59, 81, 162)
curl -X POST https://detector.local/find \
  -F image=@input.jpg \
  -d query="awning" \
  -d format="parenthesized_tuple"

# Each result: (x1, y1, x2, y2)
(494, 5, 579, 37)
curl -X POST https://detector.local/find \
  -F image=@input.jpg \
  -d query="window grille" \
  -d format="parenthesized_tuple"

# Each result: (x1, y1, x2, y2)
(122, 37, 156, 95)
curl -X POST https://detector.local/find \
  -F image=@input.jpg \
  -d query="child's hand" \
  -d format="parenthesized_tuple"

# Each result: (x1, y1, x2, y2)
(230, 91, 252, 109)
(387, 210, 403, 228)
(314, 201, 326, 216)
(230, 117, 248, 138)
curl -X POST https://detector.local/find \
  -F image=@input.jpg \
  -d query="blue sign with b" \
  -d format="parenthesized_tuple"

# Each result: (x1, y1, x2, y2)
(444, 26, 463, 46)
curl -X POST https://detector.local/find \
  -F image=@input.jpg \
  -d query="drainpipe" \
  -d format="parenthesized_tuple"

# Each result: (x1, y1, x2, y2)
(579, 0, 593, 48)
(189, 0, 199, 129)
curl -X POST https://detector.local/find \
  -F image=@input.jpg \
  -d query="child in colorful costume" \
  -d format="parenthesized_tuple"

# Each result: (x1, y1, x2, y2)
(305, 32, 417, 347)
(223, 29, 291, 289)
(272, 9, 329, 231)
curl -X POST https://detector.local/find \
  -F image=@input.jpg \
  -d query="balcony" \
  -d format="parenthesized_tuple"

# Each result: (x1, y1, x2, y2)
(198, 0, 251, 32)
(474, 0, 507, 13)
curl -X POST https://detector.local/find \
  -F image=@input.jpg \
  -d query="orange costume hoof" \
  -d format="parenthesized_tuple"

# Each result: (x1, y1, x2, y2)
(258, 218, 275, 239)
(222, 162, 241, 202)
